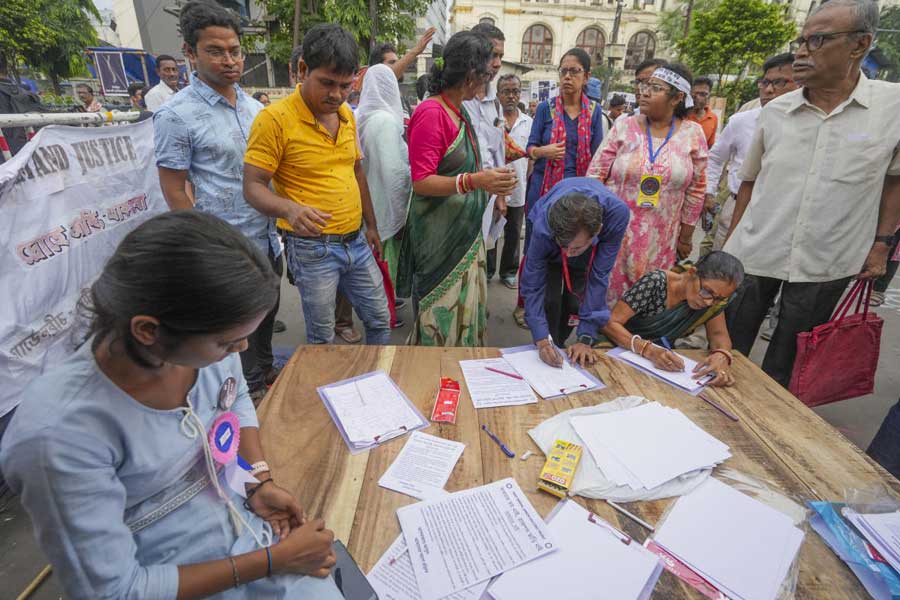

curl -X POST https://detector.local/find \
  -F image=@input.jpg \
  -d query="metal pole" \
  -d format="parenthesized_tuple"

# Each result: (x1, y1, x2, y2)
(0, 112, 141, 128)
(603, 0, 624, 101)
(683, 0, 695, 39)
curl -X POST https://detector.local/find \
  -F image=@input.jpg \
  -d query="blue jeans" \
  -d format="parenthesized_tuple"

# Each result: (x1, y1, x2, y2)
(285, 233, 391, 345)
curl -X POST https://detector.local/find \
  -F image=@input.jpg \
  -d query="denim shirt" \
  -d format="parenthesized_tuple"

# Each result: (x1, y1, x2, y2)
(153, 77, 280, 257)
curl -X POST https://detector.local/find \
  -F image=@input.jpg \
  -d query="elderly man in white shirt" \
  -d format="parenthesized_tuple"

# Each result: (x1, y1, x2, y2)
(703, 53, 799, 252)
(724, 0, 900, 388)
(487, 74, 533, 288)
(144, 55, 181, 111)
(463, 23, 511, 243)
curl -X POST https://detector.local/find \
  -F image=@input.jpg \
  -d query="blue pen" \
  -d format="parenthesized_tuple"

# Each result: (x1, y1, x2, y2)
(659, 336, 686, 372)
(481, 424, 515, 458)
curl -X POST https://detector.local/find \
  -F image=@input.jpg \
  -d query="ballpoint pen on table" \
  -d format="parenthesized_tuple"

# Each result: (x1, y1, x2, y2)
(481, 424, 515, 458)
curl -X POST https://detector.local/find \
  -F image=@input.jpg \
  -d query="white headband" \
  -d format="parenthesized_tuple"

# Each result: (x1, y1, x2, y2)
(650, 68, 694, 108)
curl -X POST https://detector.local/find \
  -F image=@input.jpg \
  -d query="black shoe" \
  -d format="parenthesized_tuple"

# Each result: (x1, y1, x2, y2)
(395, 298, 407, 310)
(264, 365, 283, 387)
(273, 320, 287, 333)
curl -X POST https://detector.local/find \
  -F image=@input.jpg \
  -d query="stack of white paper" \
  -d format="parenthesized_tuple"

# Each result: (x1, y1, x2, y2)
(489, 500, 663, 600)
(842, 509, 900, 574)
(319, 371, 427, 452)
(653, 478, 805, 600)
(570, 402, 731, 490)
(500, 347, 599, 399)
(394, 478, 556, 600)
(458, 358, 537, 409)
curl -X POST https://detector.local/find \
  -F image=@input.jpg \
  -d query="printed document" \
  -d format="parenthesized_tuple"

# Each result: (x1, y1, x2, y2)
(378, 431, 465, 500)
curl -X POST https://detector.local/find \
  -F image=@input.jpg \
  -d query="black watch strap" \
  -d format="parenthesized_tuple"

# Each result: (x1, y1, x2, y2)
(577, 334, 595, 346)
(875, 235, 894, 245)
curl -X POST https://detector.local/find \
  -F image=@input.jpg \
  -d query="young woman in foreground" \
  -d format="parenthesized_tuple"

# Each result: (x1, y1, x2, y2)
(1, 211, 343, 599)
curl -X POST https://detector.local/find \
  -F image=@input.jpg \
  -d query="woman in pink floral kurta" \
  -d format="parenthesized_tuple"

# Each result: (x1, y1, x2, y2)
(587, 65, 708, 305)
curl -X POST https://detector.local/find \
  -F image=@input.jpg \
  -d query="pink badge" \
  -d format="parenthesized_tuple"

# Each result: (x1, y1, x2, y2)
(208, 412, 240, 464)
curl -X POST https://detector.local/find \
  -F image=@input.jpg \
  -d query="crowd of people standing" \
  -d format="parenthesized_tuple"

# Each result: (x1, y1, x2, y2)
(1, 0, 899, 596)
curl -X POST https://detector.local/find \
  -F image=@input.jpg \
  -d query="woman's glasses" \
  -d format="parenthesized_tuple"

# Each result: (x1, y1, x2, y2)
(558, 67, 585, 78)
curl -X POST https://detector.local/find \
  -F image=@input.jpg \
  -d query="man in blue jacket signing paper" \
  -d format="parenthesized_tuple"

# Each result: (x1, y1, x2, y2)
(520, 177, 629, 367)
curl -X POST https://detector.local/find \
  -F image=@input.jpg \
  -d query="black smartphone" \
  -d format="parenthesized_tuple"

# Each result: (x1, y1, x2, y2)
(331, 539, 379, 600)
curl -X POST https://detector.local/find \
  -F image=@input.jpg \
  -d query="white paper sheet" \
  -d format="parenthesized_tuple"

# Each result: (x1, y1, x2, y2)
(570, 402, 730, 489)
(367, 535, 489, 600)
(397, 478, 556, 600)
(322, 372, 423, 446)
(488, 500, 663, 600)
(486, 216, 507, 248)
(653, 478, 804, 600)
(501, 349, 598, 399)
(378, 432, 465, 500)
(611, 348, 710, 394)
(842, 509, 900, 575)
(459, 358, 537, 409)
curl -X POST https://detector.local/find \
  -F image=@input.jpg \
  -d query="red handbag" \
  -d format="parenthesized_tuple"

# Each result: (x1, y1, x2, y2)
(374, 251, 398, 329)
(789, 280, 883, 407)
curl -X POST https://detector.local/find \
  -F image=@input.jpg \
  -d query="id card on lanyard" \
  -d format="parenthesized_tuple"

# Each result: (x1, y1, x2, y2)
(561, 243, 598, 327)
(638, 116, 676, 209)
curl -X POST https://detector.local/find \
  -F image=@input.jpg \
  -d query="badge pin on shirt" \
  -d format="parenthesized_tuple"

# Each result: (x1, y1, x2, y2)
(218, 376, 237, 411)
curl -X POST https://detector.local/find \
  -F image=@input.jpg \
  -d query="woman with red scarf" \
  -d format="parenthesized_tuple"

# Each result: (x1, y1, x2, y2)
(513, 48, 607, 327)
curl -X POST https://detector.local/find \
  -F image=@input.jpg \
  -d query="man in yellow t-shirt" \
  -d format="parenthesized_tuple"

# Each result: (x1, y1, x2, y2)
(244, 23, 390, 345)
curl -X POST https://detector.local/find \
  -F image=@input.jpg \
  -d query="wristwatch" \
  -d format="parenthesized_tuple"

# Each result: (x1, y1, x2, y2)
(874, 235, 894, 246)
(577, 334, 595, 346)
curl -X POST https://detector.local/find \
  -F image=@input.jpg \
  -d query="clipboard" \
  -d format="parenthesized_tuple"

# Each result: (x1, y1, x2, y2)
(317, 370, 428, 454)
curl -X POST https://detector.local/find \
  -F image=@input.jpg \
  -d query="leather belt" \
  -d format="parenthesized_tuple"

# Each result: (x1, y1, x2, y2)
(279, 228, 360, 244)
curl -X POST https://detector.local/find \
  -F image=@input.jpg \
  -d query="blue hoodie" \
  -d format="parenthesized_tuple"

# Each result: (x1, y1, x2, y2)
(521, 177, 630, 343)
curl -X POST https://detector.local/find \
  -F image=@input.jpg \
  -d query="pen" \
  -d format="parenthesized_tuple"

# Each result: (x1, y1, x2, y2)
(485, 366, 524, 380)
(605, 499, 655, 532)
(698, 392, 740, 422)
(481, 424, 515, 458)
(659, 336, 685, 372)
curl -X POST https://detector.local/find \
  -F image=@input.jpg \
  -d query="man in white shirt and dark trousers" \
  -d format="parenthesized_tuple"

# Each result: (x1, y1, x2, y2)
(724, 0, 900, 388)
(703, 53, 798, 252)
(488, 74, 532, 288)
(464, 22, 510, 261)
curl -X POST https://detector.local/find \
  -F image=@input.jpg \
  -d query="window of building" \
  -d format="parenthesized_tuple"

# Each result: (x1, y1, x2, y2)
(576, 27, 606, 64)
(624, 31, 656, 70)
(479, 16, 495, 25)
(521, 24, 554, 64)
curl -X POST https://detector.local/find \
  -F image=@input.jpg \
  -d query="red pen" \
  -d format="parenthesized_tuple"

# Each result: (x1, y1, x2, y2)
(485, 366, 524, 380)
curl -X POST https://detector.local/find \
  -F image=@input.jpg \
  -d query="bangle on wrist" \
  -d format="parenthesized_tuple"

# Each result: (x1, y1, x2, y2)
(709, 348, 733, 366)
(639, 340, 652, 358)
(630, 334, 642, 354)
(250, 461, 270, 477)
(243, 478, 275, 511)
(265, 546, 273, 577)
(229, 556, 241, 588)
(874, 235, 893, 246)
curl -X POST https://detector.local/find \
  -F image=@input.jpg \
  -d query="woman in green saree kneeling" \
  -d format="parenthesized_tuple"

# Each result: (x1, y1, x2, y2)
(602, 251, 744, 387)
(398, 31, 518, 346)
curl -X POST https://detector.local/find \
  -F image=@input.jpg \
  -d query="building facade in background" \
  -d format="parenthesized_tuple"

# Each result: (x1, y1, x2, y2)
(451, 0, 670, 90)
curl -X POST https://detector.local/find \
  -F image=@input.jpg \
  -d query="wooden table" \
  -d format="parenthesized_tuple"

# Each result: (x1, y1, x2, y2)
(257, 346, 900, 599)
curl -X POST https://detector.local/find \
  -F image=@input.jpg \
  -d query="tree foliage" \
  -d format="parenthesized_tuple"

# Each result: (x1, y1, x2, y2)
(0, 0, 98, 90)
(656, 0, 719, 57)
(253, 0, 428, 64)
(875, 5, 900, 82)
(676, 0, 795, 111)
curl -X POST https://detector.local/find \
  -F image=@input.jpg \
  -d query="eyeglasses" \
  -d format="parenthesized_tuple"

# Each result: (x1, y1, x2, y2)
(698, 279, 730, 302)
(755, 77, 794, 89)
(637, 82, 669, 95)
(498, 88, 521, 97)
(558, 67, 585, 78)
(202, 47, 244, 61)
(789, 30, 866, 53)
